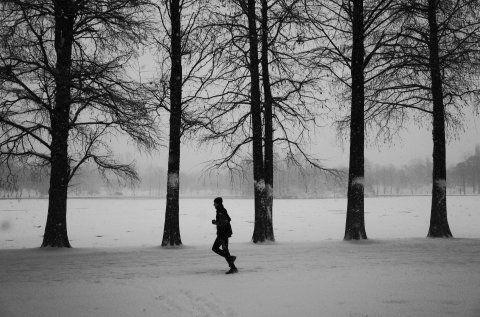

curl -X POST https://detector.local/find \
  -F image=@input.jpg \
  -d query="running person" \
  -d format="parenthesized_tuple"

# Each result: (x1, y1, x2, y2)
(211, 197, 238, 274)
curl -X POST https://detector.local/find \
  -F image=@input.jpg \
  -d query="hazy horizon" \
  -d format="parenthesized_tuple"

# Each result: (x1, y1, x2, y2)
(121, 116, 480, 172)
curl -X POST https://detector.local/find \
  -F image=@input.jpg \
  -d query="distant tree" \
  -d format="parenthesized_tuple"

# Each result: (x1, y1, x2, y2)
(0, 0, 157, 247)
(0, 160, 18, 195)
(449, 145, 480, 195)
(365, 160, 439, 196)
(475, 145, 480, 194)
(456, 162, 468, 194)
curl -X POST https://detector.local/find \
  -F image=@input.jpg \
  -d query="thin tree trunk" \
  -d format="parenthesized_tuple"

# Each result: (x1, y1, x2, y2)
(261, 0, 275, 242)
(477, 154, 480, 194)
(41, 0, 75, 248)
(426, 0, 452, 238)
(162, 0, 183, 246)
(344, 0, 367, 240)
(247, 0, 267, 243)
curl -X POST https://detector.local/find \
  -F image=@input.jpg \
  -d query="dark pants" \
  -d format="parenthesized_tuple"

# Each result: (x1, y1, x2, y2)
(212, 236, 234, 266)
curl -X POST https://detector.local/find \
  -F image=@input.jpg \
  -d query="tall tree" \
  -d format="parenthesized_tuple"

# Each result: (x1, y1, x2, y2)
(245, 0, 270, 243)
(385, 0, 480, 237)
(162, 0, 183, 246)
(151, 0, 217, 246)
(305, 0, 400, 240)
(46, 0, 76, 247)
(426, 0, 451, 237)
(201, 0, 322, 243)
(260, 0, 275, 242)
(0, 0, 157, 247)
(345, 0, 367, 240)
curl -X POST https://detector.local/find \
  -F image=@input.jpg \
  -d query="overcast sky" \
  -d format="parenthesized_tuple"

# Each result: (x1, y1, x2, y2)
(132, 54, 480, 172)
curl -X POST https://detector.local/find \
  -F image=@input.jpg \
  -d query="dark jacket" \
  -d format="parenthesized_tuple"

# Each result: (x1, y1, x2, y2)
(215, 206, 233, 238)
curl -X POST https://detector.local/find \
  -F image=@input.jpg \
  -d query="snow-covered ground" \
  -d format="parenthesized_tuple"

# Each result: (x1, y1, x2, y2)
(1, 196, 479, 316)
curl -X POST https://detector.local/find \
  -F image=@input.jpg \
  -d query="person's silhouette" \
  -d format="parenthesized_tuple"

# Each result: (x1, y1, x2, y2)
(211, 197, 238, 274)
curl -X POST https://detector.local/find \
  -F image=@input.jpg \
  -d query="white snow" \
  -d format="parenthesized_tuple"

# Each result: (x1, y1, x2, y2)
(352, 177, 365, 187)
(436, 179, 447, 189)
(167, 172, 180, 188)
(265, 183, 273, 195)
(1, 196, 480, 317)
(254, 179, 266, 192)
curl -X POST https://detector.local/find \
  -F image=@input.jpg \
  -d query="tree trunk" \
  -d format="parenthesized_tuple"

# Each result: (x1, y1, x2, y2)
(247, 0, 267, 243)
(477, 156, 480, 194)
(470, 160, 475, 194)
(162, 0, 183, 247)
(261, 0, 275, 242)
(426, 0, 452, 238)
(344, 0, 367, 240)
(41, 0, 75, 248)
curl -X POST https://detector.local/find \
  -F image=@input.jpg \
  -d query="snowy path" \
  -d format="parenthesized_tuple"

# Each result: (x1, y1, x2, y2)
(1, 239, 479, 317)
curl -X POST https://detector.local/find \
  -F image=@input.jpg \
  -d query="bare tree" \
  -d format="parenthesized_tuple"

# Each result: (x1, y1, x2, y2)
(260, 0, 275, 242)
(426, 0, 451, 237)
(304, 0, 401, 239)
(383, 0, 480, 237)
(150, 0, 217, 246)
(449, 146, 480, 195)
(243, 0, 270, 243)
(159, 0, 184, 247)
(345, 0, 368, 240)
(200, 0, 324, 243)
(0, 0, 157, 247)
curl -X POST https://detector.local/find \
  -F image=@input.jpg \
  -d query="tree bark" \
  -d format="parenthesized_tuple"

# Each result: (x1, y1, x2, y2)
(162, 0, 183, 246)
(41, 0, 75, 248)
(247, 0, 268, 243)
(344, 0, 367, 240)
(426, 0, 452, 238)
(261, 0, 275, 242)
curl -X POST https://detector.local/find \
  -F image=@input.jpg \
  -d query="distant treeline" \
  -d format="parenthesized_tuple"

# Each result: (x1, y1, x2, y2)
(2, 145, 479, 199)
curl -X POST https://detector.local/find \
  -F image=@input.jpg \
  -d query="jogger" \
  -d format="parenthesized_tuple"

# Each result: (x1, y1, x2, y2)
(211, 197, 238, 274)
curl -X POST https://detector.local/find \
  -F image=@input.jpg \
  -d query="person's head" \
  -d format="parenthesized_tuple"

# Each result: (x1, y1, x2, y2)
(214, 197, 223, 209)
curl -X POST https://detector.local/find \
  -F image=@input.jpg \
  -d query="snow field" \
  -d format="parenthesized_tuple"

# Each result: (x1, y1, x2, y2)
(0, 196, 479, 316)
(1, 196, 479, 249)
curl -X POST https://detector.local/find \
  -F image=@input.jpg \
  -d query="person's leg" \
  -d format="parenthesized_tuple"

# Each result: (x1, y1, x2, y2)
(222, 238, 236, 268)
(223, 238, 238, 274)
(212, 236, 225, 257)
(221, 238, 230, 260)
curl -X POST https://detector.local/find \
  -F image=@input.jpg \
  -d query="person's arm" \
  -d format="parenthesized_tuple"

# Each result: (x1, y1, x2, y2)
(216, 212, 230, 227)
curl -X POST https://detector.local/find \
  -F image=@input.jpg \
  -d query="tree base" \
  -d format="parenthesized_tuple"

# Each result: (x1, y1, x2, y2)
(161, 235, 182, 247)
(41, 226, 71, 248)
(344, 229, 368, 241)
(427, 221, 452, 238)
(252, 236, 275, 244)
(427, 230, 453, 238)
(41, 238, 72, 248)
